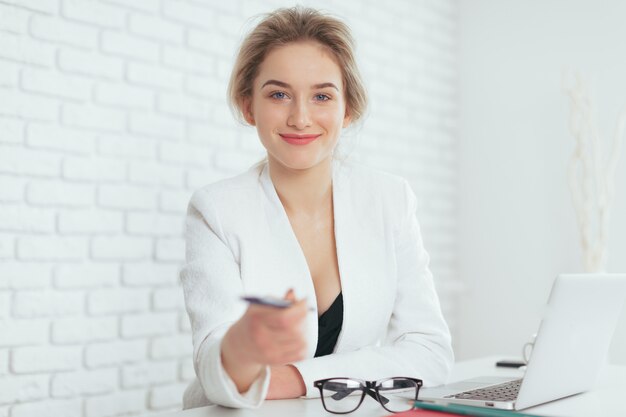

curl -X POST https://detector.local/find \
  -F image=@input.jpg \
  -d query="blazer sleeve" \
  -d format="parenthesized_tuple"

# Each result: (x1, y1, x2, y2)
(292, 179, 454, 397)
(180, 190, 271, 408)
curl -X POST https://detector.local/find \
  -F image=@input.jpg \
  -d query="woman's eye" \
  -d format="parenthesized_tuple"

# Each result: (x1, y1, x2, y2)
(270, 91, 287, 99)
(315, 94, 330, 101)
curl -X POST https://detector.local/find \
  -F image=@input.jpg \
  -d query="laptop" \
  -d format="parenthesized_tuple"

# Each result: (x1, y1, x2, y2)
(418, 273, 626, 410)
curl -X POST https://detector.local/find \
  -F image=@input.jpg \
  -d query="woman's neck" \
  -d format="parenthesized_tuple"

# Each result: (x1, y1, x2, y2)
(268, 156, 333, 217)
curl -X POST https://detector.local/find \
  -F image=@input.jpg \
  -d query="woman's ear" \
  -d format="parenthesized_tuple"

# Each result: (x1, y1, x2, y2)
(242, 97, 256, 126)
(342, 108, 352, 128)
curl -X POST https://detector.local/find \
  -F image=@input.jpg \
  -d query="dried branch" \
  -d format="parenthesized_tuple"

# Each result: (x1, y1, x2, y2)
(564, 73, 625, 272)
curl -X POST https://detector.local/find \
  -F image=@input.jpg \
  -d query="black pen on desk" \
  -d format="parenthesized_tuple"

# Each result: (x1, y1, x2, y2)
(241, 296, 315, 311)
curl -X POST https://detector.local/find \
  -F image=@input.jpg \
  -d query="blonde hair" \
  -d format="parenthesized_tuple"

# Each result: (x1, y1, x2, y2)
(227, 6, 368, 126)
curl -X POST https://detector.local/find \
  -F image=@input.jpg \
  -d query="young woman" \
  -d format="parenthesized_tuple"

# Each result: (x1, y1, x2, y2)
(180, 6, 453, 409)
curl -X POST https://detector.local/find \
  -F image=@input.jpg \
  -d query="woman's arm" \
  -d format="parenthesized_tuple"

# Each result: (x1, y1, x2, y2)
(181, 192, 267, 408)
(181, 191, 309, 407)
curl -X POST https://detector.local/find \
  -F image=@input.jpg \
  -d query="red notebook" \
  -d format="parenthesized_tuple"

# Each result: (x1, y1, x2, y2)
(390, 410, 464, 417)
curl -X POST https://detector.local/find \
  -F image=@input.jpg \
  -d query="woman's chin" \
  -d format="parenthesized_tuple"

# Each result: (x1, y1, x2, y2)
(268, 152, 332, 172)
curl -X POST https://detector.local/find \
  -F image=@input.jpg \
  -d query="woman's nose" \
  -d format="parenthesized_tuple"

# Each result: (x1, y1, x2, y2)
(287, 100, 312, 129)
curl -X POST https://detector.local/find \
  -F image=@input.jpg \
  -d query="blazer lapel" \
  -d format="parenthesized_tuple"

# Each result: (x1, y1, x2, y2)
(332, 161, 395, 352)
(258, 163, 319, 357)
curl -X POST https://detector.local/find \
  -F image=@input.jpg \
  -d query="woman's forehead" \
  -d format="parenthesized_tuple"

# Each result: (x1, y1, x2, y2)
(255, 41, 344, 90)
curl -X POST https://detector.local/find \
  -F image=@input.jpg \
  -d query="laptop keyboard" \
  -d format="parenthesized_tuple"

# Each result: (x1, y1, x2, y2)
(444, 379, 523, 402)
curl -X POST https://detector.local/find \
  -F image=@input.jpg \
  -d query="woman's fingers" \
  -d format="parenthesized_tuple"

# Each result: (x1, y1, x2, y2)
(262, 338, 307, 364)
(233, 290, 310, 366)
(247, 331, 306, 365)
(264, 311, 306, 331)
(284, 288, 296, 302)
(251, 296, 308, 329)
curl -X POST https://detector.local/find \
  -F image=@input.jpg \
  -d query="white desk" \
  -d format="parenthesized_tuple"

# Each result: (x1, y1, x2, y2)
(153, 356, 626, 417)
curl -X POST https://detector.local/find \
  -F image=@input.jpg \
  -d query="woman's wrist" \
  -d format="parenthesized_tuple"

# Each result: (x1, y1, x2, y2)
(221, 325, 264, 393)
(267, 364, 306, 399)
(286, 365, 307, 396)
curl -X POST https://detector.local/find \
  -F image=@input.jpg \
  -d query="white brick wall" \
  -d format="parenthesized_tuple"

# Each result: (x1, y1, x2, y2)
(51, 368, 118, 397)
(12, 346, 83, 373)
(84, 340, 147, 368)
(0, 0, 459, 415)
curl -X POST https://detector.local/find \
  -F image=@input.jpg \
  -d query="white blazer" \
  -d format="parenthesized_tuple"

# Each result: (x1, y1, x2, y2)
(180, 159, 453, 409)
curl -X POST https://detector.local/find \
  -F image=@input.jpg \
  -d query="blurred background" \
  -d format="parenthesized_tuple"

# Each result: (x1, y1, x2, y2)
(0, 0, 624, 416)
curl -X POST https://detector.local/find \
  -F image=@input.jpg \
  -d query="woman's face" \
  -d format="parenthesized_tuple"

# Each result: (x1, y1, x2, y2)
(243, 41, 351, 172)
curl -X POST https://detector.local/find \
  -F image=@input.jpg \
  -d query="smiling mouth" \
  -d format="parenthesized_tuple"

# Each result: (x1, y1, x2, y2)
(279, 134, 321, 145)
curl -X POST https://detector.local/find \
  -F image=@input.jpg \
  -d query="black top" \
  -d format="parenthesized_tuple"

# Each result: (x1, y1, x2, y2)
(314, 292, 344, 357)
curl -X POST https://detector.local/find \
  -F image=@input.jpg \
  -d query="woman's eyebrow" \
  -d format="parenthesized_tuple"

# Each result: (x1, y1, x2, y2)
(261, 79, 339, 91)
(261, 80, 290, 89)
(313, 82, 339, 91)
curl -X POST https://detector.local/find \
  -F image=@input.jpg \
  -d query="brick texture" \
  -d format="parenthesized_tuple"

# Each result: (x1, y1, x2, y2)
(85, 340, 147, 368)
(0, 1, 459, 415)
(12, 346, 82, 373)
(51, 368, 118, 398)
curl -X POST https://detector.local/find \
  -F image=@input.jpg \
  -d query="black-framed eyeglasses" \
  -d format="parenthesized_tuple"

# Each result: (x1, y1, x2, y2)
(313, 377, 423, 414)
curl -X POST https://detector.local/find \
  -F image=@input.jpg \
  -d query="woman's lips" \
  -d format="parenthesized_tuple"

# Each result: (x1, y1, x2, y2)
(279, 134, 321, 145)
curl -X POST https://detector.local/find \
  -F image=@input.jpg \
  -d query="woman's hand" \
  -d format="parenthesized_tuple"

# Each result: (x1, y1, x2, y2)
(266, 364, 307, 399)
(221, 289, 308, 393)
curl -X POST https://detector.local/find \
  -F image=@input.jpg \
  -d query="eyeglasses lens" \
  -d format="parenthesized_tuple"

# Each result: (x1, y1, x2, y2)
(376, 378, 419, 413)
(321, 379, 363, 413)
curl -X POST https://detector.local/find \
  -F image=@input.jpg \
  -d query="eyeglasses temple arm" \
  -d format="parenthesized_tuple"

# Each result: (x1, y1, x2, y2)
(369, 388, 390, 405)
(329, 387, 388, 404)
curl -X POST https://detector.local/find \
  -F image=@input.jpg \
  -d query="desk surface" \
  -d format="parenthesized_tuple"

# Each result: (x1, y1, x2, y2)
(154, 356, 626, 417)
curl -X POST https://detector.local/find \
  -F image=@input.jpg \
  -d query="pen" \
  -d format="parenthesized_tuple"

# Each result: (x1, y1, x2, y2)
(241, 296, 315, 311)
(413, 402, 542, 417)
